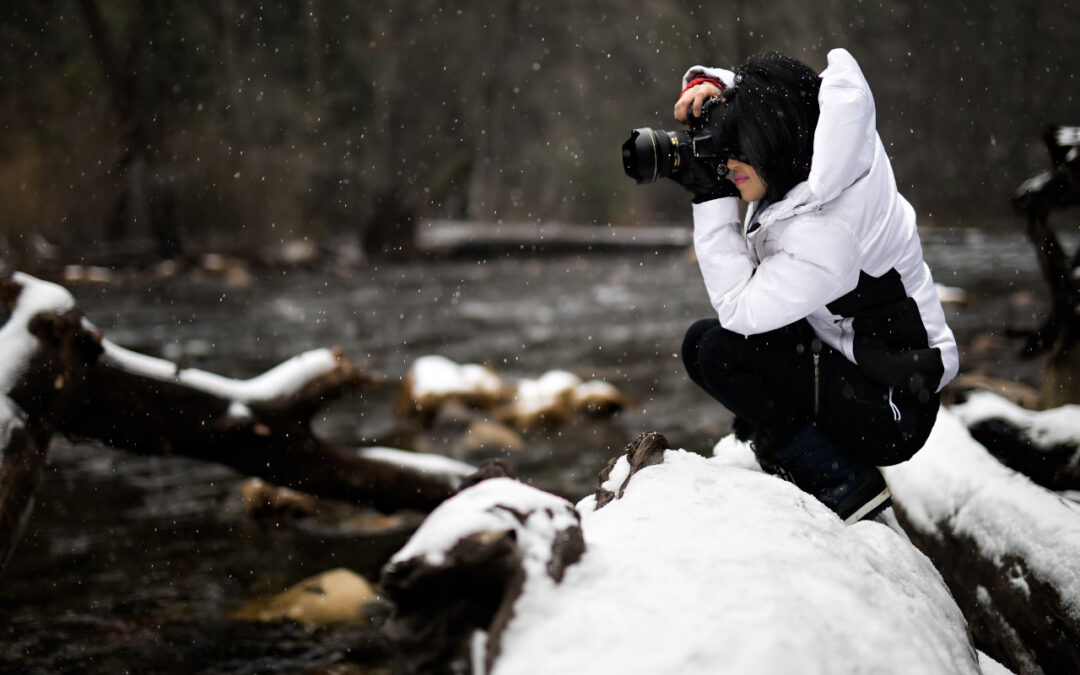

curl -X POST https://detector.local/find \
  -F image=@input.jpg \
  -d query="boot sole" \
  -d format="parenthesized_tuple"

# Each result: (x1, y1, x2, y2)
(843, 486, 892, 525)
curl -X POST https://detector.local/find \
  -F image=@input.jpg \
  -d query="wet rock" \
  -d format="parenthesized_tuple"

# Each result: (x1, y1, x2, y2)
(236, 478, 419, 536)
(450, 420, 526, 460)
(233, 568, 384, 625)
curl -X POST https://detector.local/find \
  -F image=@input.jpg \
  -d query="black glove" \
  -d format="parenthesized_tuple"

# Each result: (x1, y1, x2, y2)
(667, 150, 739, 203)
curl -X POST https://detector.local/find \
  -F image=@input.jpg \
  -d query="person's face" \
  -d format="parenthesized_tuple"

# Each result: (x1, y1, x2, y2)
(726, 158, 767, 202)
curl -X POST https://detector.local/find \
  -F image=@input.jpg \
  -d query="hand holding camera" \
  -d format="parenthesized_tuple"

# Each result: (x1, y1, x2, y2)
(621, 95, 740, 203)
(674, 81, 724, 125)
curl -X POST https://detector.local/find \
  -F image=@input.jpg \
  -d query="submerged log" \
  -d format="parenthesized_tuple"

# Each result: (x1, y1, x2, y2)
(886, 408, 1080, 674)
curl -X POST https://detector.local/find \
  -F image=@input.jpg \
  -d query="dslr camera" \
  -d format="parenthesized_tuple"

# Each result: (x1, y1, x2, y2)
(621, 97, 731, 185)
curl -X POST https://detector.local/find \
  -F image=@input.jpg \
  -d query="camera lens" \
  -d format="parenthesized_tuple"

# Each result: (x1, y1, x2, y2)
(621, 128, 684, 184)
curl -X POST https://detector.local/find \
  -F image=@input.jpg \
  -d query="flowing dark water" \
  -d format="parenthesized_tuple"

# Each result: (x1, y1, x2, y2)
(0, 227, 1060, 673)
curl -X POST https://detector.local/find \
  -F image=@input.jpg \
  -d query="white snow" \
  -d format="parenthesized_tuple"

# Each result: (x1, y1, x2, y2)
(568, 378, 626, 407)
(355, 446, 475, 486)
(101, 338, 340, 404)
(978, 650, 1015, 675)
(408, 354, 505, 398)
(512, 369, 581, 414)
(390, 477, 578, 570)
(950, 389, 1080, 449)
(885, 406, 1080, 624)
(0, 273, 77, 449)
(1015, 171, 1052, 197)
(395, 438, 983, 674)
(402, 355, 628, 424)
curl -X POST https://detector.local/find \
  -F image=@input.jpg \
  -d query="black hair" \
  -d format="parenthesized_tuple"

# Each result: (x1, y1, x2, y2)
(709, 52, 821, 203)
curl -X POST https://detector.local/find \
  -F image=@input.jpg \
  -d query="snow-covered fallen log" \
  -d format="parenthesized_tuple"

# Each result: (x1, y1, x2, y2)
(949, 390, 1080, 491)
(886, 407, 1080, 674)
(0, 272, 478, 570)
(60, 340, 473, 513)
(381, 432, 981, 674)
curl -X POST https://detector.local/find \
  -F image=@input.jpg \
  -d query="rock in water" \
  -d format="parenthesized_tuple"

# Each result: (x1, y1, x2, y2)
(233, 568, 383, 625)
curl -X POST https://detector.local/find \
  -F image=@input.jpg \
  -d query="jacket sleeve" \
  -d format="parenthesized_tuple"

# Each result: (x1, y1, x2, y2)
(694, 202, 861, 336)
(681, 66, 736, 90)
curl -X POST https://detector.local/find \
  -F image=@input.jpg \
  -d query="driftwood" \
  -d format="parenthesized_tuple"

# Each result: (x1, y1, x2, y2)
(0, 273, 471, 571)
(1012, 125, 1080, 406)
(887, 409, 1080, 675)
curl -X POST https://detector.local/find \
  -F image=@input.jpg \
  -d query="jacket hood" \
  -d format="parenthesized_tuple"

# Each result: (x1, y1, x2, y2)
(752, 49, 878, 227)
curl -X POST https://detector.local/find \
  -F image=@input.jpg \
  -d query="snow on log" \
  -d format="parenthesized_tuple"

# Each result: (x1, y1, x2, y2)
(381, 433, 980, 674)
(0, 273, 101, 567)
(949, 390, 1080, 491)
(886, 407, 1080, 674)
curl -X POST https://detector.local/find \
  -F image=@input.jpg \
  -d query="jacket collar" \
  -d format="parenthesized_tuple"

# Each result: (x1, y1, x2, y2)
(747, 181, 822, 231)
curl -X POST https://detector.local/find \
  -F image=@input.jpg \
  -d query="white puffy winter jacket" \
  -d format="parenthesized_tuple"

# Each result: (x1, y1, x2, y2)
(684, 48, 959, 396)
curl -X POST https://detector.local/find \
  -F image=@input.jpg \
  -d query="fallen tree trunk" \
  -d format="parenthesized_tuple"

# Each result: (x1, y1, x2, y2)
(60, 339, 468, 513)
(381, 433, 980, 675)
(950, 390, 1080, 491)
(886, 408, 1080, 675)
(1, 272, 474, 571)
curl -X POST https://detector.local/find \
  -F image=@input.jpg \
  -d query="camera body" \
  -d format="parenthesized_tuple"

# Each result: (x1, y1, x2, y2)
(621, 97, 731, 185)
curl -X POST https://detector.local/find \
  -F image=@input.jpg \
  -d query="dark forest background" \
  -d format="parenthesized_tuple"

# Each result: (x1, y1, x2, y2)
(2, 1, 1078, 267)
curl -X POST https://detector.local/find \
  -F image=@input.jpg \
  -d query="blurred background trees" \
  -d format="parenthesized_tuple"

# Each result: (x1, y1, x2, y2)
(1, 0, 1078, 267)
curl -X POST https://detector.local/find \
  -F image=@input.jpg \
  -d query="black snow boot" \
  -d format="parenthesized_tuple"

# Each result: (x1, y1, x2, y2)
(766, 423, 892, 524)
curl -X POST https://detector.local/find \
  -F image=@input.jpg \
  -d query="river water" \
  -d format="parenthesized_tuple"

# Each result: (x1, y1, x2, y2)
(0, 226, 1059, 673)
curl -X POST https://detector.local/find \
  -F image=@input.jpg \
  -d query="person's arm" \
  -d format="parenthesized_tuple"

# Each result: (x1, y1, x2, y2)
(694, 210, 861, 335)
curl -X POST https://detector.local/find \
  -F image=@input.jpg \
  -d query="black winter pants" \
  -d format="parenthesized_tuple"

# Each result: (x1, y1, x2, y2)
(682, 318, 939, 466)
